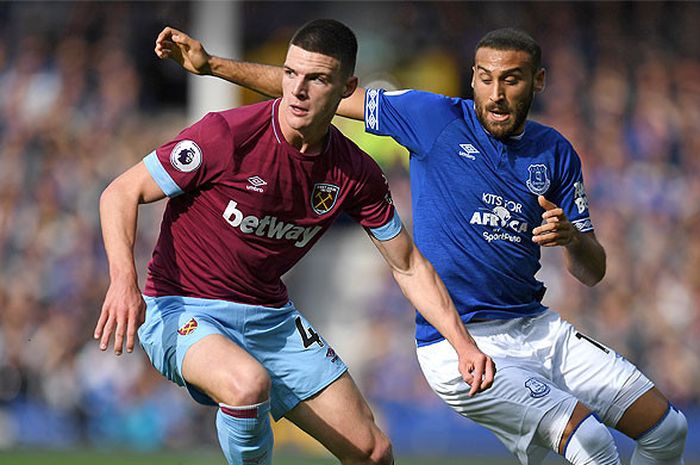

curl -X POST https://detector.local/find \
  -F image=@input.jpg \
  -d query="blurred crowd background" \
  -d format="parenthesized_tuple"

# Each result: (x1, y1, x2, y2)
(0, 1, 698, 460)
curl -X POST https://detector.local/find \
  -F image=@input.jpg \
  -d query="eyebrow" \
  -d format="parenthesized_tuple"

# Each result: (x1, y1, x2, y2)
(476, 65, 525, 75)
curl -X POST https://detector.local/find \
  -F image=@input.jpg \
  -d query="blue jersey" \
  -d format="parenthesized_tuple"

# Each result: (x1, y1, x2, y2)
(364, 89, 594, 346)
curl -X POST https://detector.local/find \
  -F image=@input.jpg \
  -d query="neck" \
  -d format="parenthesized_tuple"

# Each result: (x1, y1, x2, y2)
(278, 103, 333, 155)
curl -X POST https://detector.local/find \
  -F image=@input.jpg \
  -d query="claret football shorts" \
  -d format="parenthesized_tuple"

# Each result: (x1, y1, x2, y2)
(416, 310, 653, 464)
(138, 295, 348, 420)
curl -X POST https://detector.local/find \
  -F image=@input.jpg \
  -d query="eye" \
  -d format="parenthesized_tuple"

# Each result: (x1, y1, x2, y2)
(480, 78, 492, 84)
(284, 68, 295, 77)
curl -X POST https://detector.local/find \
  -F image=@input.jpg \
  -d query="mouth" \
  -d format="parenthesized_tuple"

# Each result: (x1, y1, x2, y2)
(487, 108, 511, 123)
(289, 104, 309, 117)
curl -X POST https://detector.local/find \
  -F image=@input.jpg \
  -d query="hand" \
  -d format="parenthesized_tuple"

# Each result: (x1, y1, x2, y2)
(532, 196, 578, 247)
(457, 343, 496, 396)
(94, 279, 146, 356)
(155, 26, 212, 75)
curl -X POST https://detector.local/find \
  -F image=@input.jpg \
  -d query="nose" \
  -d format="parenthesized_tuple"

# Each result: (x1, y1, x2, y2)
(490, 81, 505, 103)
(291, 76, 308, 100)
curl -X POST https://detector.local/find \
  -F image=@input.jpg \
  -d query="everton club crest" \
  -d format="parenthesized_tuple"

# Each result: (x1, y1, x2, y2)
(311, 183, 340, 215)
(526, 164, 551, 195)
(525, 377, 551, 398)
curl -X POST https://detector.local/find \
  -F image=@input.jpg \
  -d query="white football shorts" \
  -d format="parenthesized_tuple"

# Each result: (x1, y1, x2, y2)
(416, 309, 653, 464)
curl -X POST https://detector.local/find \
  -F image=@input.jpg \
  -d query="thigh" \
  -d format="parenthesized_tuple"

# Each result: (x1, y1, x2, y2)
(182, 333, 269, 405)
(417, 339, 575, 464)
(615, 386, 669, 439)
(554, 322, 654, 427)
(244, 304, 348, 420)
(284, 372, 388, 461)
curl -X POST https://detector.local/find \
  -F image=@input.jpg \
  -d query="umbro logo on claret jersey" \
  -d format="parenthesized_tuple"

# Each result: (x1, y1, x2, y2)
(458, 143, 480, 160)
(246, 176, 267, 193)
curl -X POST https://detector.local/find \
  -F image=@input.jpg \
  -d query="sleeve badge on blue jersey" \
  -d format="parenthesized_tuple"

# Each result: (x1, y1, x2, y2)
(573, 181, 589, 214)
(525, 164, 551, 195)
(311, 183, 340, 215)
(170, 140, 202, 173)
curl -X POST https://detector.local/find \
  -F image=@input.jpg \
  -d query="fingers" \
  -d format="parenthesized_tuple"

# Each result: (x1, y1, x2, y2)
(99, 313, 116, 352)
(537, 195, 558, 211)
(468, 359, 485, 397)
(481, 357, 496, 391)
(113, 317, 126, 356)
(94, 306, 108, 340)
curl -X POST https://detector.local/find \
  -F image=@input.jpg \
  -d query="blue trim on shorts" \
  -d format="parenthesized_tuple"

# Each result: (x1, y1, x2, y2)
(370, 210, 403, 241)
(143, 151, 184, 197)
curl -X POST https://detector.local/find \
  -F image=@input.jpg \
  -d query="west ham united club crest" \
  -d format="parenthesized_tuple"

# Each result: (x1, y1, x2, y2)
(311, 183, 340, 215)
(177, 318, 198, 336)
(526, 164, 551, 195)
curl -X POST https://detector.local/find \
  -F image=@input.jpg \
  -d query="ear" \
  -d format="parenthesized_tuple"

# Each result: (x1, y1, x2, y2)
(470, 66, 476, 89)
(342, 76, 359, 99)
(534, 67, 546, 93)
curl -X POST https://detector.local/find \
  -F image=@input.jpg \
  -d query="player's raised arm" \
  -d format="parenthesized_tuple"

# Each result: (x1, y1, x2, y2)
(370, 228, 496, 396)
(155, 26, 365, 120)
(531, 195, 606, 286)
(95, 162, 166, 356)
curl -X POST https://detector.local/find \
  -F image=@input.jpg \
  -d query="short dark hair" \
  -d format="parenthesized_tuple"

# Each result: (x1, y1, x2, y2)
(290, 19, 358, 77)
(476, 28, 542, 71)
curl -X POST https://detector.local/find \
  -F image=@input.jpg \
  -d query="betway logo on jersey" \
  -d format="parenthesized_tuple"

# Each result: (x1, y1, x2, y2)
(222, 200, 321, 248)
(470, 192, 530, 243)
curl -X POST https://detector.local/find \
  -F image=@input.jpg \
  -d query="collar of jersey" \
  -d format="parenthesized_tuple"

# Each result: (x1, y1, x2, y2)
(271, 98, 332, 160)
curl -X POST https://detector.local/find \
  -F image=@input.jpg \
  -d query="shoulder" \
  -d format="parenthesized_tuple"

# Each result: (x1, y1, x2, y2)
(330, 126, 383, 176)
(216, 100, 276, 142)
(526, 119, 576, 153)
(376, 88, 464, 112)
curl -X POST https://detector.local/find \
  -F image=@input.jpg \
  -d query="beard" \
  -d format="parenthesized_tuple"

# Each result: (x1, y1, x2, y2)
(474, 90, 533, 140)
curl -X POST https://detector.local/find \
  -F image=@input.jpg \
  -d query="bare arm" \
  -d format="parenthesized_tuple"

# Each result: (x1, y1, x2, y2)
(532, 196, 606, 286)
(370, 228, 495, 396)
(154, 26, 366, 120)
(94, 162, 166, 355)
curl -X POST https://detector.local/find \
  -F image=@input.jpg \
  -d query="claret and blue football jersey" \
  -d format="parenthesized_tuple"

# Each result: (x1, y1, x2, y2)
(365, 89, 594, 346)
(143, 98, 400, 308)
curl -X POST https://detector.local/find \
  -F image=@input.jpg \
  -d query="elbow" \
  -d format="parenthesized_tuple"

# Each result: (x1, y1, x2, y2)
(584, 254, 606, 287)
(584, 267, 605, 287)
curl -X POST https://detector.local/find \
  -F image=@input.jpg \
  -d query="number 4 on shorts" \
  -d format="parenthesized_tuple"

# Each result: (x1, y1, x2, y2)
(295, 317, 324, 348)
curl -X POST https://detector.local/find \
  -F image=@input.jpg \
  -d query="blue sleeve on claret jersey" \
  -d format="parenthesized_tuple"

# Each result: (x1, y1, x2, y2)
(548, 138, 594, 233)
(364, 89, 462, 158)
(369, 210, 403, 241)
(143, 151, 184, 197)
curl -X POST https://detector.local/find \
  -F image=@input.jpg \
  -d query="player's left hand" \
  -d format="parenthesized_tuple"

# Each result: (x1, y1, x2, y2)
(457, 343, 496, 396)
(532, 196, 578, 247)
(155, 26, 212, 75)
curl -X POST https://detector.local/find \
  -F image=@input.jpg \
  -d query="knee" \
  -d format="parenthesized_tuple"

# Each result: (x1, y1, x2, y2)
(220, 365, 271, 406)
(342, 431, 394, 465)
(562, 415, 619, 465)
(634, 406, 687, 462)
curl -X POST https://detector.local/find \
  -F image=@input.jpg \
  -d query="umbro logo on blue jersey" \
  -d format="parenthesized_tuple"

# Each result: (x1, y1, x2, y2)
(458, 143, 480, 160)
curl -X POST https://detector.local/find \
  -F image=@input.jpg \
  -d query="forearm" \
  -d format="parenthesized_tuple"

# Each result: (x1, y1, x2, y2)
(393, 259, 476, 352)
(99, 184, 140, 285)
(208, 56, 283, 98)
(209, 56, 366, 120)
(565, 232, 606, 286)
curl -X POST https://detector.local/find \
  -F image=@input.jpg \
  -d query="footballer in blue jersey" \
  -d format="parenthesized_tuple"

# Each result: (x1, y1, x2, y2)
(365, 87, 594, 346)
(160, 25, 686, 465)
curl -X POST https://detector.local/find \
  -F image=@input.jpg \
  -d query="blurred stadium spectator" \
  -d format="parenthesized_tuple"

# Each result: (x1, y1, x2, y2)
(0, 0, 698, 457)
